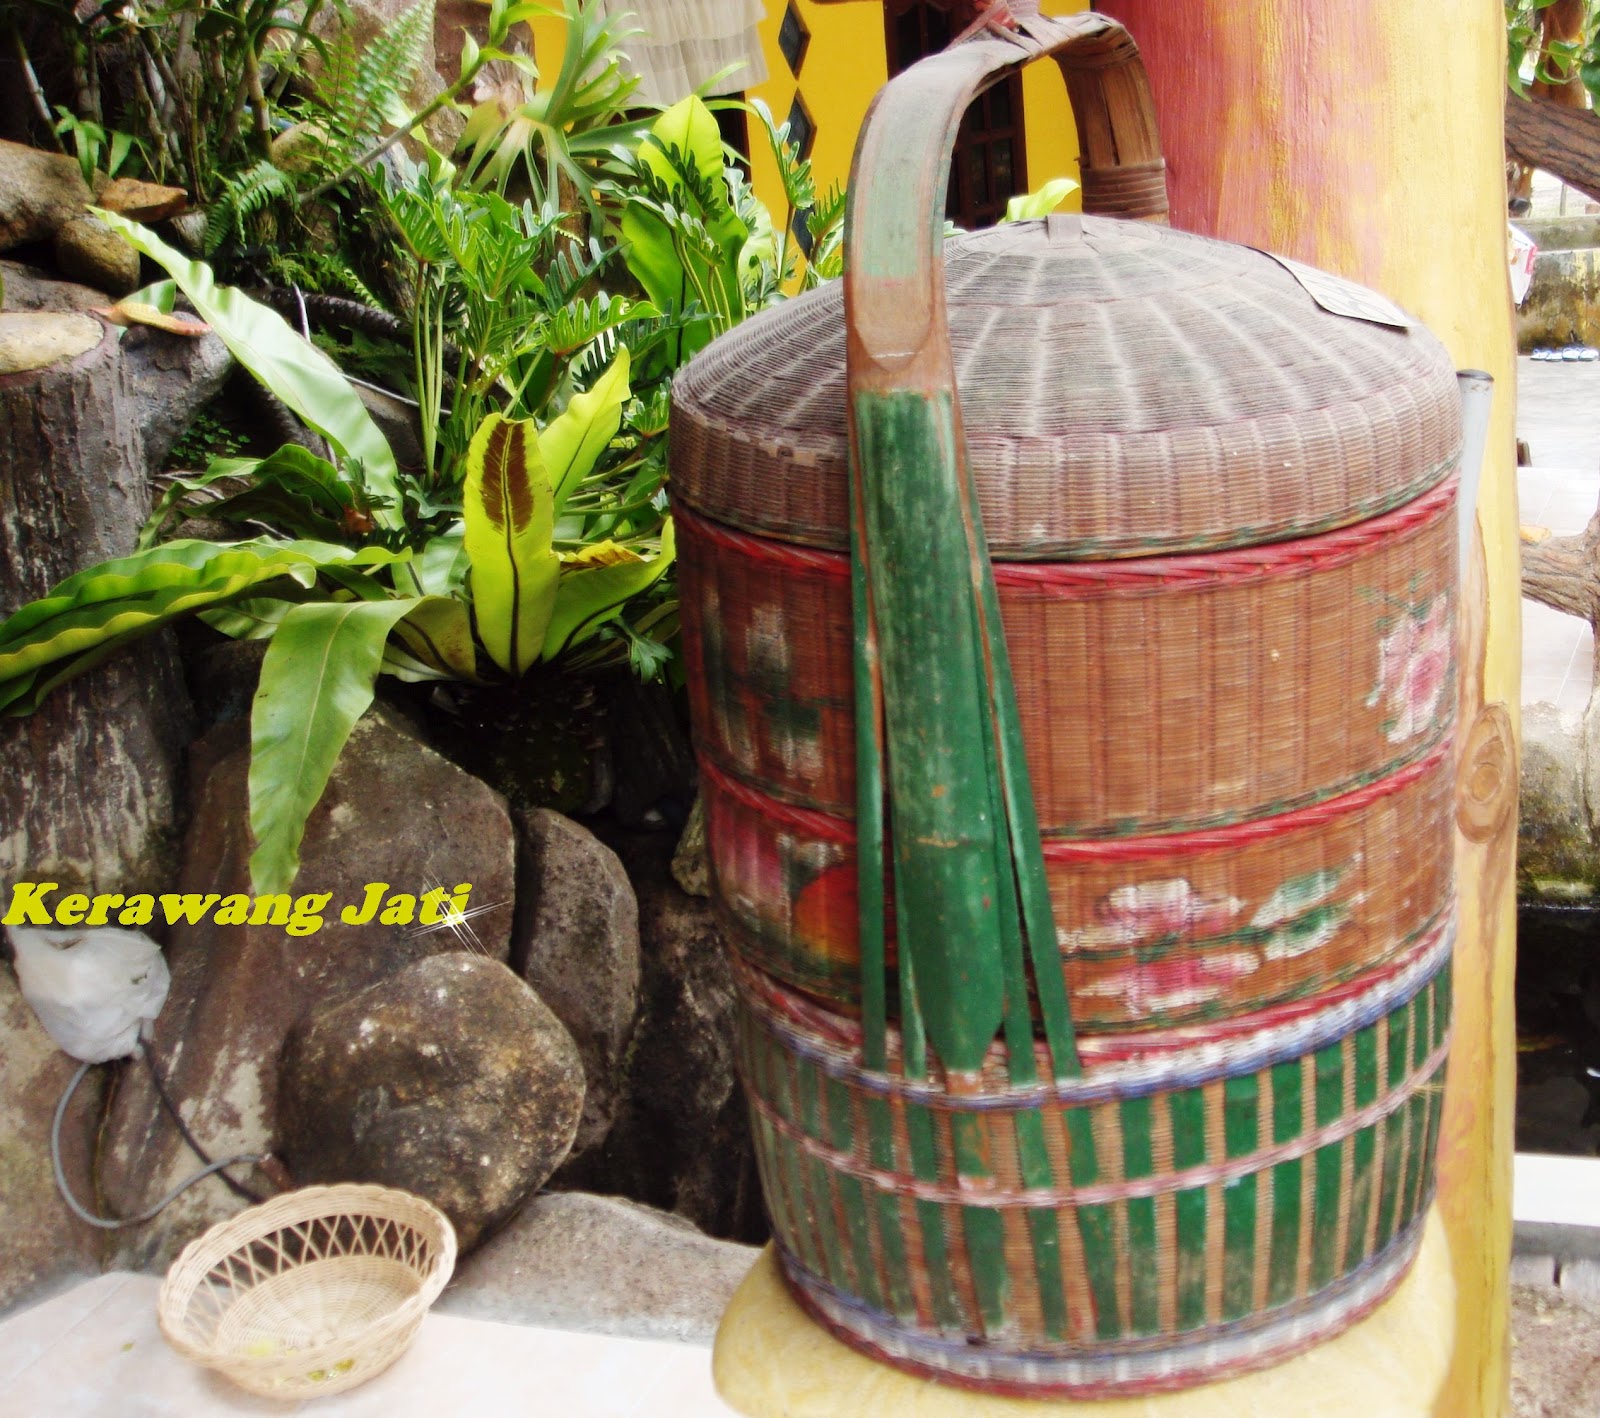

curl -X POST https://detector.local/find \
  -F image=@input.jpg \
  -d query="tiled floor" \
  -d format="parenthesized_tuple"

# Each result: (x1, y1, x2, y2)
(1517, 356, 1600, 717)
(0, 1272, 737, 1417)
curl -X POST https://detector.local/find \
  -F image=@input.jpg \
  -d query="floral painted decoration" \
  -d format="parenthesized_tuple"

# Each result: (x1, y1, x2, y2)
(1367, 593, 1452, 744)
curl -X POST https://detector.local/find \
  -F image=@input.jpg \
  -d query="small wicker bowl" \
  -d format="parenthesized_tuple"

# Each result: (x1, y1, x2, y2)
(157, 1183, 457, 1399)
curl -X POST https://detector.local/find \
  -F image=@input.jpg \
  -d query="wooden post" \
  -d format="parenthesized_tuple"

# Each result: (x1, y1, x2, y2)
(1092, 5, 1520, 1413)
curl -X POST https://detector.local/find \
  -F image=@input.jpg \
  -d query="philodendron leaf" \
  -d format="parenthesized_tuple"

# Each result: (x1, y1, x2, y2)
(248, 597, 421, 893)
(641, 95, 726, 193)
(541, 347, 631, 516)
(542, 518, 676, 659)
(1002, 177, 1080, 223)
(97, 212, 403, 529)
(0, 538, 409, 707)
(462, 414, 558, 677)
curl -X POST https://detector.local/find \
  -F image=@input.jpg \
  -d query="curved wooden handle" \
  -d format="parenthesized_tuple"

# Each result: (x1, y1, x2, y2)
(844, 12, 1163, 1085)
(845, 9, 1165, 383)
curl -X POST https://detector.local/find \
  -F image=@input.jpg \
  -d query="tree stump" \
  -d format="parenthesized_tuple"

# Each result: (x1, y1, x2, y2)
(0, 311, 230, 894)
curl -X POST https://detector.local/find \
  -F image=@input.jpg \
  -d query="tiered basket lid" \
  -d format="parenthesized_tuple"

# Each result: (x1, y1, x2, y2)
(670, 216, 1462, 560)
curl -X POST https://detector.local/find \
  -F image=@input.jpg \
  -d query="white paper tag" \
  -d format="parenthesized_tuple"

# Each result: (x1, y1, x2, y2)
(1254, 250, 1415, 329)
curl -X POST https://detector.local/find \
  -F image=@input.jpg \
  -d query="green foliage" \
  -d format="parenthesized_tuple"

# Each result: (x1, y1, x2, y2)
(249, 597, 424, 892)
(0, 539, 409, 715)
(104, 213, 404, 531)
(2, 0, 824, 888)
(462, 415, 560, 676)
(53, 108, 137, 186)
(1003, 177, 1080, 222)
(1507, 0, 1600, 103)
(457, 0, 649, 220)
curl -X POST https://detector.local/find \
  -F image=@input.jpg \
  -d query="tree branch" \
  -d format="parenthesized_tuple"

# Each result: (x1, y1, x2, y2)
(1506, 89, 1600, 206)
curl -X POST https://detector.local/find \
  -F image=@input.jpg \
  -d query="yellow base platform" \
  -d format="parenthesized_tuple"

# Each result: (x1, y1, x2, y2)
(713, 1209, 1455, 1417)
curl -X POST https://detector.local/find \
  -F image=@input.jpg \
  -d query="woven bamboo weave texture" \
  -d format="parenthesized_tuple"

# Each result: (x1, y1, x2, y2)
(670, 220, 1462, 561)
(734, 936, 1450, 1395)
(677, 480, 1457, 834)
(157, 1183, 456, 1399)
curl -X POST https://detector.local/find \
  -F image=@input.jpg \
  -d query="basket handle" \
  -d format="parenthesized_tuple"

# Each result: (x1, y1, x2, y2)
(846, 7, 1165, 382)
(845, 10, 1162, 1085)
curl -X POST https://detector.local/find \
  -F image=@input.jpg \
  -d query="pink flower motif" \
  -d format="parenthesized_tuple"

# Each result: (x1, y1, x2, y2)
(1368, 596, 1451, 743)
(1079, 949, 1260, 1016)
(1089, 878, 1244, 949)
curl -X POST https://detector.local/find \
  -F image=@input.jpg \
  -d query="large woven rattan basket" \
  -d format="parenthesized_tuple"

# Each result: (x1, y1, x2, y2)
(671, 6, 1460, 1400)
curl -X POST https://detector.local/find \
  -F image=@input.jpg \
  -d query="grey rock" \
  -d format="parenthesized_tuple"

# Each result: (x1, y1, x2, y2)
(1511, 1253, 1558, 1288)
(557, 830, 763, 1242)
(52, 214, 140, 299)
(512, 808, 639, 1155)
(1560, 1256, 1600, 1305)
(1521, 701, 1600, 899)
(356, 381, 425, 471)
(439, 1191, 757, 1342)
(0, 964, 106, 1317)
(278, 953, 584, 1251)
(670, 797, 711, 897)
(94, 177, 187, 224)
(0, 259, 109, 313)
(0, 140, 91, 251)
(99, 708, 517, 1270)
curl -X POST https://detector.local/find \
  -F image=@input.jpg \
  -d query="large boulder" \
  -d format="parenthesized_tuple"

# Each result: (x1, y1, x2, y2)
(278, 953, 584, 1250)
(98, 708, 517, 1269)
(0, 140, 91, 252)
(439, 1191, 758, 1342)
(52, 214, 140, 298)
(511, 808, 639, 1155)
(557, 829, 764, 1242)
(0, 963, 106, 1315)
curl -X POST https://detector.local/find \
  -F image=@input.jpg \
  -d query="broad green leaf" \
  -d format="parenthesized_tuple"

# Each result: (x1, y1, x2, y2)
(462, 414, 558, 676)
(200, 597, 306, 640)
(542, 518, 675, 658)
(640, 96, 725, 192)
(1003, 177, 1080, 223)
(392, 596, 481, 681)
(248, 598, 421, 893)
(540, 347, 631, 515)
(0, 539, 409, 689)
(146, 445, 367, 547)
(97, 213, 403, 529)
(415, 529, 469, 595)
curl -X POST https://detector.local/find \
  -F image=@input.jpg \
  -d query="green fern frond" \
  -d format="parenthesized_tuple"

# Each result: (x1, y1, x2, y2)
(206, 160, 298, 253)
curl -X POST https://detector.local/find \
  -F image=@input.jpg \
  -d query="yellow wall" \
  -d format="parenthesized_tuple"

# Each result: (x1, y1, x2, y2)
(746, 0, 1090, 232)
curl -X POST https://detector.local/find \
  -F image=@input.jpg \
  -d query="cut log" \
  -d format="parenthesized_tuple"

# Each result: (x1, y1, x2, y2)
(0, 313, 230, 894)
(1506, 91, 1600, 207)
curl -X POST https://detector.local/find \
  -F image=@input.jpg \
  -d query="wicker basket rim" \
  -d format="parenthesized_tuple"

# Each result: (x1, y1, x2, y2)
(156, 1183, 457, 1369)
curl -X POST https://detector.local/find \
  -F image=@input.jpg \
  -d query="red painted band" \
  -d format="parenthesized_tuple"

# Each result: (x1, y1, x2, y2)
(675, 474, 1457, 594)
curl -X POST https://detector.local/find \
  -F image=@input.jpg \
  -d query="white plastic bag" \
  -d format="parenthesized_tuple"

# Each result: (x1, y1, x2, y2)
(8, 926, 170, 1063)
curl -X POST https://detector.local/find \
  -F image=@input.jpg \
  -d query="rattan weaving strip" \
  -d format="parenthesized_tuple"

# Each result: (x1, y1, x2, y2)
(669, 221, 1462, 560)
(702, 743, 1454, 1031)
(678, 489, 1456, 833)
(735, 955, 1449, 1388)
